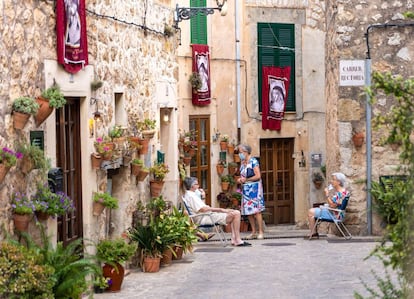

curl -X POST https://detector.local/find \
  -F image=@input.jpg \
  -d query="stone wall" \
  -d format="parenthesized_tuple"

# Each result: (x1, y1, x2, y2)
(326, 0, 414, 235)
(0, 0, 177, 242)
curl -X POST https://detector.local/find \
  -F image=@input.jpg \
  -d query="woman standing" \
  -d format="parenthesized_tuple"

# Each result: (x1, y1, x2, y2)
(236, 144, 265, 239)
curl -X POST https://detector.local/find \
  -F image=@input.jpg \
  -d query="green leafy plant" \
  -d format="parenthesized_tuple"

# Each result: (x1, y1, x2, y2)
(231, 191, 242, 202)
(0, 147, 23, 167)
(108, 125, 124, 139)
(128, 224, 162, 258)
(131, 158, 144, 166)
(11, 191, 34, 215)
(16, 142, 50, 171)
(96, 238, 137, 266)
(90, 79, 103, 91)
(220, 134, 230, 142)
(312, 172, 324, 183)
(137, 118, 156, 131)
(93, 192, 119, 209)
(0, 241, 55, 298)
(168, 207, 198, 253)
(41, 84, 66, 108)
(12, 96, 40, 115)
(188, 72, 202, 90)
(32, 183, 75, 217)
(220, 174, 231, 183)
(150, 162, 169, 181)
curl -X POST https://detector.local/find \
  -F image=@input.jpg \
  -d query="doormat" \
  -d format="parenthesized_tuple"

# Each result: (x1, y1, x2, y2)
(194, 248, 234, 253)
(261, 242, 296, 247)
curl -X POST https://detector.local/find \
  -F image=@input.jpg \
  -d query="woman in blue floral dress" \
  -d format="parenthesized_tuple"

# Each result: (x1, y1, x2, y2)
(236, 144, 265, 239)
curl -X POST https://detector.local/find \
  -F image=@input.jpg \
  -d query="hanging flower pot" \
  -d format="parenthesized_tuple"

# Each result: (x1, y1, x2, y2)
(221, 181, 230, 192)
(13, 111, 31, 130)
(220, 141, 228, 151)
(92, 201, 106, 216)
(122, 155, 132, 166)
(216, 164, 225, 175)
(138, 138, 150, 155)
(13, 213, 32, 232)
(35, 210, 49, 221)
(227, 144, 235, 155)
(131, 163, 141, 176)
(233, 154, 241, 163)
(352, 132, 365, 148)
(91, 153, 102, 169)
(20, 155, 34, 174)
(149, 180, 164, 197)
(136, 168, 150, 182)
(0, 164, 10, 184)
(34, 96, 54, 127)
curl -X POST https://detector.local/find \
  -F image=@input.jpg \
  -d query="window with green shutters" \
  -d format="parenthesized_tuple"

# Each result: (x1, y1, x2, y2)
(190, 0, 207, 44)
(258, 23, 295, 112)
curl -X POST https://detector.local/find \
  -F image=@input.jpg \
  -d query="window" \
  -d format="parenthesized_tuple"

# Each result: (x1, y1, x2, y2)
(258, 23, 295, 112)
(190, 0, 207, 44)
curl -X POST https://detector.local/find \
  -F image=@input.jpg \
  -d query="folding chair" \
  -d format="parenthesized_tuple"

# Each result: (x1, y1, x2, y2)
(310, 194, 352, 240)
(181, 196, 228, 247)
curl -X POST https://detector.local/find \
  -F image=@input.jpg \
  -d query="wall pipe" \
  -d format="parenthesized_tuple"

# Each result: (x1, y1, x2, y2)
(364, 22, 414, 235)
(235, 0, 241, 137)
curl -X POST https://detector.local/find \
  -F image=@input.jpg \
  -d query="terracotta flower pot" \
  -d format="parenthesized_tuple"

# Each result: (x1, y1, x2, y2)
(172, 245, 183, 260)
(13, 111, 31, 130)
(136, 169, 149, 182)
(35, 211, 49, 221)
(0, 164, 10, 184)
(34, 96, 54, 127)
(103, 263, 125, 292)
(138, 138, 150, 155)
(149, 180, 164, 197)
(131, 163, 141, 176)
(13, 213, 32, 232)
(21, 155, 34, 174)
(143, 256, 161, 273)
(183, 156, 192, 166)
(93, 201, 105, 216)
(161, 249, 173, 266)
(216, 164, 225, 175)
(91, 153, 102, 169)
(220, 141, 228, 151)
(352, 132, 364, 148)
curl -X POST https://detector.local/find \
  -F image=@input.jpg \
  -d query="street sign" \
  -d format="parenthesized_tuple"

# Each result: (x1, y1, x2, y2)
(339, 60, 365, 86)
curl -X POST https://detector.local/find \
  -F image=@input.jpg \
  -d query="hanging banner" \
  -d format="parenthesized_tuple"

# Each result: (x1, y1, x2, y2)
(261, 66, 291, 131)
(56, 0, 88, 74)
(191, 44, 211, 106)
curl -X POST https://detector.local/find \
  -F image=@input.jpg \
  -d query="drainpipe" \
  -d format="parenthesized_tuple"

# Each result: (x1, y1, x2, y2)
(235, 0, 241, 140)
(364, 22, 414, 235)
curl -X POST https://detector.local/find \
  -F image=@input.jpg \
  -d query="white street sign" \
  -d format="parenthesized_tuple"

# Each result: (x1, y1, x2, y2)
(339, 60, 365, 86)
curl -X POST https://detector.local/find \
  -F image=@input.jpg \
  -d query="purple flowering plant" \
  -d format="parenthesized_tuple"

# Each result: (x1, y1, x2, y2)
(32, 183, 75, 216)
(11, 191, 35, 215)
(0, 147, 23, 167)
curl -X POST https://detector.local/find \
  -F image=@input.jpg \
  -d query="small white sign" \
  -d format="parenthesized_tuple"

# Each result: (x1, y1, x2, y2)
(339, 60, 365, 86)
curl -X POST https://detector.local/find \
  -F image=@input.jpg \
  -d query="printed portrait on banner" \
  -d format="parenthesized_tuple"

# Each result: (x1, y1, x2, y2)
(267, 76, 287, 119)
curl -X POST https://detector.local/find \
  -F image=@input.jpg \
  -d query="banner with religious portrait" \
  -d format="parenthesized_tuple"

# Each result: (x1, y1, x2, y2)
(56, 0, 88, 74)
(191, 44, 211, 106)
(261, 66, 291, 131)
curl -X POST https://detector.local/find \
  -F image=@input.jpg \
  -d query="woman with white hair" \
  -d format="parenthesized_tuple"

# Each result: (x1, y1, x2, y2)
(307, 172, 349, 239)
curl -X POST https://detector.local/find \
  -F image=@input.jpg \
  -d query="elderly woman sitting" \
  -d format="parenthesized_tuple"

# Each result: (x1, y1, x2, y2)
(307, 172, 349, 239)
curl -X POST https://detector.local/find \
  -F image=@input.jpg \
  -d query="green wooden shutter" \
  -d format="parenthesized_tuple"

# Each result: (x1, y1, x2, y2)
(258, 23, 295, 112)
(190, 0, 207, 44)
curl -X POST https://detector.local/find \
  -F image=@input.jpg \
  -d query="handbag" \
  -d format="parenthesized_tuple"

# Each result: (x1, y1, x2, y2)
(246, 168, 255, 178)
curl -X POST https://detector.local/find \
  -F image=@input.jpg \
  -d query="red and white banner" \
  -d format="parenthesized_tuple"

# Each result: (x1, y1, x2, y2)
(191, 44, 211, 106)
(56, 0, 88, 74)
(261, 66, 291, 131)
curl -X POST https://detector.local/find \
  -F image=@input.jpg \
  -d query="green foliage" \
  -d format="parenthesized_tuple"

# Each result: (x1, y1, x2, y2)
(96, 238, 137, 265)
(131, 158, 144, 166)
(168, 206, 198, 253)
(146, 195, 167, 216)
(32, 183, 74, 216)
(93, 192, 119, 209)
(6, 228, 100, 299)
(128, 224, 163, 258)
(0, 241, 55, 298)
(188, 72, 202, 90)
(362, 71, 414, 296)
(11, 191, 34, 215)
(150, 162, 169, 181)
(220, 174, 231, 182)
(231, 191, 242, 201)
(41, 85, 66, 108)
(16, 141, 50, 172)
(137, 118, 156, 131)
(12, 96, 40, 115)
(312, 171, 324, 182)
(0, 146, 22, 167)
(108, 125, 124, 139)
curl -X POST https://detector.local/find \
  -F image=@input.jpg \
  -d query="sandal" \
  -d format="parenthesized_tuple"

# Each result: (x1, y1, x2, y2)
(234, 241, 252, 247)
(246, 233, 257, 239)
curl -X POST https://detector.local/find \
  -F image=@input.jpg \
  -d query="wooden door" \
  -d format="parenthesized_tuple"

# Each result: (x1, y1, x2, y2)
(56, 98, 83, 245)
(260, 138, 294, 224)
(189, 116, 211, 205)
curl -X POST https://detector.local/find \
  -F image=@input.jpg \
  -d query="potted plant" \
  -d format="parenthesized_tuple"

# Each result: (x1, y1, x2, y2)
(220, 174, 231, 191)
(35, 84, 66, 127)
(94, 137, 114, 160)
(216, 160, 226, 175)
(352, 130, 365, 148)
(146, 195, 167, 219)
(0, 147, 22, 183)
(131, 158, 144, 176)
(149, 162, 170, 197)
(137, 118, 157, 139)
(16, 142, 49, 175)
(32, 183, 75, 220)
(312, 171, 324, 189)
(11, 191, 34, 232)
(136, 165, 150, 182)
(217, 192, 230, 208)
(93, 275, 111, 294)
(96, 238, 137, 292)
(169, 207, 198, 259)
(127, 224, 163, 272)
(109, 124, 125, 146)
(220, 134, 229, 151)
(12, 96, 40, 129)
(188, 72, 202, 92)
(92, 192, 119, 216)
(231, 191, 242, 207)
(228, 162, 239, 175)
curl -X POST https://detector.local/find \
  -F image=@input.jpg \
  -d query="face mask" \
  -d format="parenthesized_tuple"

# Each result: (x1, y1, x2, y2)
(195, 189, 202, 199)
(239, 153, 245, 160)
